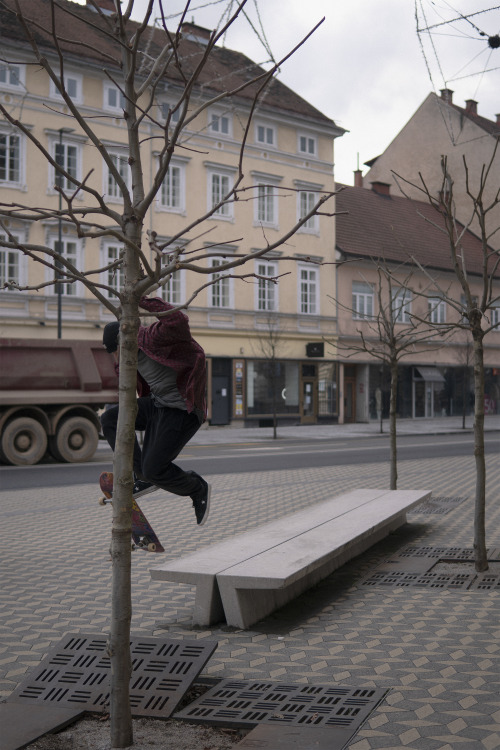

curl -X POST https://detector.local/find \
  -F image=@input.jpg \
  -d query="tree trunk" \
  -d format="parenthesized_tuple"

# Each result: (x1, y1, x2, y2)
(109, 302, 139, 748)
(472, 332, 488, 572)
(389, 359, 398, 490)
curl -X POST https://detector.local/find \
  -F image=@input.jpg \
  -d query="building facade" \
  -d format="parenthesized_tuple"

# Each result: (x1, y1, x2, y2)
(0, 0, 345, 426)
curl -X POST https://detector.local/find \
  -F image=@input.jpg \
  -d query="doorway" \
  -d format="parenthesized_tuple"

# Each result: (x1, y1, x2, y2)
(300, 364, 317, 424)
(211, 358, 231, 425)
(343, 365, 356, 423)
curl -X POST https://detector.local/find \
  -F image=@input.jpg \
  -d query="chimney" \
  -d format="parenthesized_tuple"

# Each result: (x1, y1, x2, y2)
(354, 169, 363, 188)
(370, 181, 391, 196)
(465, 99, 478, 115)
(87, 0, 116, 11)
(440, 88, 454, 104)
(181, 22, 212, 45)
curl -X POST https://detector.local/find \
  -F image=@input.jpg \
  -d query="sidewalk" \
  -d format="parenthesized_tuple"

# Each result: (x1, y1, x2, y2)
(1, 425, 499, 748)
(191, 414, 500, 443)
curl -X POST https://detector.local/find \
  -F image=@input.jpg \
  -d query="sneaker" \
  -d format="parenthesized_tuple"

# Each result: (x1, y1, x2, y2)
(132, 474, 157, 499)
(191, 478, 211, 526)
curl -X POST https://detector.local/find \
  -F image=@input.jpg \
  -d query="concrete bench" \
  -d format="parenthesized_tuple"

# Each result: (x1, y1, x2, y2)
(150, 488, 430, 629)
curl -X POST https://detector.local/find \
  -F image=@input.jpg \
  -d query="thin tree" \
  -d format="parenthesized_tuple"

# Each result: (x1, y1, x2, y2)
(394, 145, 500, 571)
(331, 261, 442, 489)
(0, 1, 337, 745)
(251, 311, 288, 439)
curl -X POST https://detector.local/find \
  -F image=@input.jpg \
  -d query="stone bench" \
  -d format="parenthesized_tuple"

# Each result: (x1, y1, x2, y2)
(150, 488, 430, 629)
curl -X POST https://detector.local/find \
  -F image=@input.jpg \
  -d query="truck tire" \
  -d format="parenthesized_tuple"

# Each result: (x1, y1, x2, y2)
(50, 416, 99, 463)
(1, 417, 48, 466)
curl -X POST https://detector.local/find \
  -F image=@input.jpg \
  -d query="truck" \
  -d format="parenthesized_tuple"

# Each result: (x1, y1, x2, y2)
(0, 338, 118, 465)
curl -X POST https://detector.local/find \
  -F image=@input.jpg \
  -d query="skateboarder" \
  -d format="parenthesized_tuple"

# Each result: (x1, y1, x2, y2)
(101, 296, 210, 526)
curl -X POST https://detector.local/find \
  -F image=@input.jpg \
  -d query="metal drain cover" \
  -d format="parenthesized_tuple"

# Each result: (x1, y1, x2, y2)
(175, 679, 386, 731)
(409, 496, 468, 514)
(234, 723, 354, 749)
(362, 570, 476, 589)
(8, 633, 217, 718)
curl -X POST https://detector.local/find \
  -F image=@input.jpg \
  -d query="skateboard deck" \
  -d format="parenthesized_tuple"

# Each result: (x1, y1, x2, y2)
(98, 471, 165, 553)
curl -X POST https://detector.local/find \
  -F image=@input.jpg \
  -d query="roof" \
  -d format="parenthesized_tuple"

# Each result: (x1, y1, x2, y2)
(335, 184, 495, 277)
(0, 0, 341, 129)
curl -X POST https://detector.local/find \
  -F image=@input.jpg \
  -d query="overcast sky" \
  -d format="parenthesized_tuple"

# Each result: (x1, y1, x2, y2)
(130, 1, 499, 185)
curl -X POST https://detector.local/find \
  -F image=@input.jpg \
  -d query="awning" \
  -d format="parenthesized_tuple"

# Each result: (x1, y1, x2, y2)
(415, 367, 446, 383)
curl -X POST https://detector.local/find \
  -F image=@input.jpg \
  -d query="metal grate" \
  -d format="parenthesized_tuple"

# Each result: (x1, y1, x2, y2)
(409, 495, 468, 515)
(175, 679, 386, 730)
(362, 570, 475, 589)
(8, 633, 217, 718)
(234, 723, 355, 749)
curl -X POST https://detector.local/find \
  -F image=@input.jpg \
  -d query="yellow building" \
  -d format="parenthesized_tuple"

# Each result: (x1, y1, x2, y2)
(0, 1, 345, 426)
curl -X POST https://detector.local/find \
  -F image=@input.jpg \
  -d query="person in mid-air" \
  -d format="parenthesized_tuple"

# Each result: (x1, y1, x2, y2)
(101, 296, 210, 526)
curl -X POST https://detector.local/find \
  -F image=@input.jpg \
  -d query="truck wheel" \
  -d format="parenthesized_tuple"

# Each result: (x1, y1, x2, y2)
(50, 416, 99, 463)
(1, 417, 48, 466)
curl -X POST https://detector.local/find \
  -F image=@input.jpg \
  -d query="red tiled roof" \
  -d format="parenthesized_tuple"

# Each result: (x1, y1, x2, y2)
(335, 184, 495, 277)
(0, 0, 338, 126)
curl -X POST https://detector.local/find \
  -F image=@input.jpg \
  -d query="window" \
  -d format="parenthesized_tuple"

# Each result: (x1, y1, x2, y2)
(0, 63, 24, 90)
(50, 73, 82, 103)
(210, 258, 231, 308)
(256, 123, 275, 147)
(352, 281, 374, 319)
(52, 238, 79, 296)
(160, 163, 185, 212)
(247, 360, 299, 415)
(298, 190, 318, 232)
(53, 141, 79, 191)
(299, 266, 318, 315)
(256, 183, 276, 225)
(392, 287, 412, 323)
(298, 133, 317, 156)
(0, 233, 21, 290)
(428, 296, 446, 324)
(161, 268, 183, 305)
(160, 102, 180, 124)
(105, 151, 130, 200)
(0, 131, 21, 186)
(104, 83, 125, 112)
(209, 110, 231, 137)
(491, 306, 499, 329)
(256, 261, 277, 311)
(210, 171, 233, 218)
(103, 242, 124, 299)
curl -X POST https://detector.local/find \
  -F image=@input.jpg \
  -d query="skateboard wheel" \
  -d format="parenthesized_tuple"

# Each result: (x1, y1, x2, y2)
(98, 496, 108, 506)
(147, 543, 157, 552)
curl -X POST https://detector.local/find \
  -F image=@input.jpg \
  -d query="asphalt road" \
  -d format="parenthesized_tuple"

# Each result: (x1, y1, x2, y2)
(0, 432, 498, 491)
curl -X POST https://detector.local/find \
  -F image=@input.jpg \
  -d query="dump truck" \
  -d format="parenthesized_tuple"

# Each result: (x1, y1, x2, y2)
(0, 338, 118, 465)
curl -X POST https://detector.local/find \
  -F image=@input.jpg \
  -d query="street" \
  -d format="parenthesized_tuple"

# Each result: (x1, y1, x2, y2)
(0, 431, 498, 490)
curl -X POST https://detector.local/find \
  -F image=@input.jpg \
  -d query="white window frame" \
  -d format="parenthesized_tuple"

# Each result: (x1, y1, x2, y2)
(210, 258, 233, 309)
(428, 296, 446, 324)
(103, 82, 125, 113)
(352, 281, 374, 320)
(0, 62, 25, 91)
(0, 128, 24, 188)
(255, 260, 278, 312)
(50, 137, 82, 193)
(208, 108, 232, 138)
(255, 122, 276, 148)
(255, 182, 277, 227)
(49, 235, 82, 297)
(392, 287, 412, 324)
(104, 150, 130, 202)
(0, 231, 25, 290)
(158, 160, 186, 213)
(101, 241, 124, 299)
(160, 266, 185, 305)
(298, 133, 317, 157)
(49, 72, 83, 104)
(298, 190, 319, 233)
(208, 169, 233, 219)
(491, 306, 500, 329)
(160, 101, 181, 125)
(299, 264, 319, 315)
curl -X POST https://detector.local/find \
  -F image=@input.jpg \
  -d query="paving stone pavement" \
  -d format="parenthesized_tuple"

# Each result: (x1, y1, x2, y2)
(1, 448, 499, 749)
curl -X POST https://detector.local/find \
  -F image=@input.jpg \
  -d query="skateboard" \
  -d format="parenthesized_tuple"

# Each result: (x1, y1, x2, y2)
(98, 471, 165, 553)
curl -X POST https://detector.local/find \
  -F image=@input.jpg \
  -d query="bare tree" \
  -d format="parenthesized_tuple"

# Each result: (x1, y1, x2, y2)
(395, 145, 500, 571)
(251, 312, 288, 439)
(331, 260, 441, 489)
(0, 0, 337, 744)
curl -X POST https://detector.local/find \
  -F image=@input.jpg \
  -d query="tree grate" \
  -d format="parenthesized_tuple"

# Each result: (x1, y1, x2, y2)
(360, 545, 500, 590)
(8, 633, 217, 718)
(409, 495, 468, 515)
(174, 679, 386, 732)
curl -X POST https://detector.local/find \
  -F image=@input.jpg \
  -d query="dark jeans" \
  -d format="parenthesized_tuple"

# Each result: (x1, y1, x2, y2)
(101, 397, 203, 497)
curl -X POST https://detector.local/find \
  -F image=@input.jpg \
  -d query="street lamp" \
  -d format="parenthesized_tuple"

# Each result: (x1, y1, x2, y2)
(56, 127, 74, 339)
